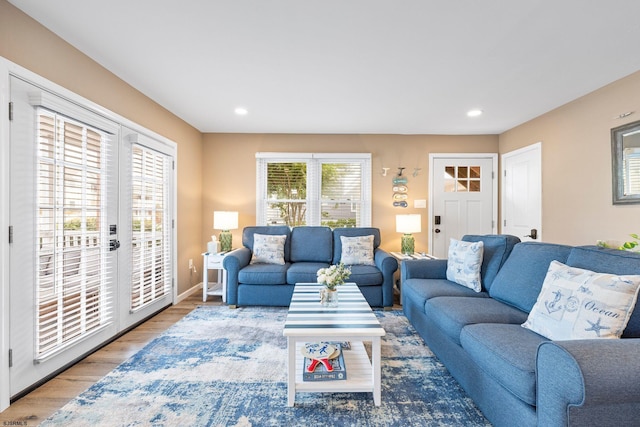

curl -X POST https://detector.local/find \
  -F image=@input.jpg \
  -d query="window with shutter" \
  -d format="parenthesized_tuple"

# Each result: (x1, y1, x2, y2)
(624, 148, 640, 195)
(257, 153, 371, 227)
(35, 109, 113, 359)
(130, 145, 172, 311)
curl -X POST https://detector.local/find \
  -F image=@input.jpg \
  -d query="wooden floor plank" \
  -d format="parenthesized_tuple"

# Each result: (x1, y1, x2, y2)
(0, 293, 220, 426)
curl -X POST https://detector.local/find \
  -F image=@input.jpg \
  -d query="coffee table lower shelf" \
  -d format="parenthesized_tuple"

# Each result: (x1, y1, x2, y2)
(287, 338, 381, 406)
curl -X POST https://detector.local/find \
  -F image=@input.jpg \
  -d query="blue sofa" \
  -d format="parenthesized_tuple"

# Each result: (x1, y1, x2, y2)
(223, 226, 398, 308)
(402, 235, 640, 427)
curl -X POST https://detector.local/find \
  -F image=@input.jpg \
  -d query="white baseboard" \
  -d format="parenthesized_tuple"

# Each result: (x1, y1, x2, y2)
(176, 282, 202, 303)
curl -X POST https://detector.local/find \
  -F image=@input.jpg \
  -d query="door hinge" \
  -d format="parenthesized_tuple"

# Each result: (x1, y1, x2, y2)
(8, 101, 13, 121)
(503, 220, 507, 227)
(8, 349, 13, 368)
(504, 170, 507, 177)
(8, 225, 13, 244)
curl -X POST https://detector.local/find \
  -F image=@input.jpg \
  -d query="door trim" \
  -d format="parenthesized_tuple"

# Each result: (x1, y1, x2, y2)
(428, 153, 498, 255)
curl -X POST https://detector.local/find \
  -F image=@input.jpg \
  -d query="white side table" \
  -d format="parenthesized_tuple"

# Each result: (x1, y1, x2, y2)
(390, 252, 438, 301)
(202, 251, 232, 303)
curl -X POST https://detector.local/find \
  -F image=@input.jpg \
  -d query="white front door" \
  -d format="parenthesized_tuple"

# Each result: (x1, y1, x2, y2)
(429, 154, 498, 258)
(501, 142, 542, 242)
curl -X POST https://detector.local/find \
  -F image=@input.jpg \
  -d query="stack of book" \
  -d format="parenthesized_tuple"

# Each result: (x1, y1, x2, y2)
(302, 342, 349, 381)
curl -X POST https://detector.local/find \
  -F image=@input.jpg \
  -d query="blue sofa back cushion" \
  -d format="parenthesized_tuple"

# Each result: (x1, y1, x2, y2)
(567, 246, 640, 338)
(242, 226, 292, 261)
(461, 234, 521, 291)
(332, 227, 381, 265)
(290, 226, 333, 263)
(489, 242, 573, 313)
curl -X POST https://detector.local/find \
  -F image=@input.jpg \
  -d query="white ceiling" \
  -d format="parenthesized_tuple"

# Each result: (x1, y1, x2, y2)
(9, 0, 640, 135)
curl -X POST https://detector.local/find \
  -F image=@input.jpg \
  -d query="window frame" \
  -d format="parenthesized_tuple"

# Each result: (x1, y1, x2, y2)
(256, 152, 372, 227)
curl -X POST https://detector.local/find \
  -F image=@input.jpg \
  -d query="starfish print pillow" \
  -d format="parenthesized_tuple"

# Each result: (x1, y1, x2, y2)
(522, 260, 640, 340)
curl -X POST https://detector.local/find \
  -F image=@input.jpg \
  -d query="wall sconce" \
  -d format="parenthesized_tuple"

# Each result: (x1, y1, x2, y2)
(381, 167, 390, 177)
(213, 211, 238, 252)
(396, 214, 421, 255)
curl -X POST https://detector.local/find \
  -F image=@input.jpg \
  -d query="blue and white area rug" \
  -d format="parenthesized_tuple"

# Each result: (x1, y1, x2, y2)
(42, 307, 490, 426)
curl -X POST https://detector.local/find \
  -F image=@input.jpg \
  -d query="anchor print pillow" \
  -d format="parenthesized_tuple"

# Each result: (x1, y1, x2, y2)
(522, 260, 640, 340)
(250, 234, 287, 265)
(446, 239, 484, 292)
(340, 235, 375, 266)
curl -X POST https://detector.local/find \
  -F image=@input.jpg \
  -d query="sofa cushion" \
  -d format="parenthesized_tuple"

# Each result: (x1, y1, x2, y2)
(290, 226, 333, 263)
(242, 226, 292, 261)
(402, 278, 489, 309)
(446, 238, 484, 292)
(347, 264, 383, 286)
(424, 297, 529, 345)
(286, 262, 330, 285)
(522, 260, 640, 340)
(333, 227, 380, 265)
(567, 246, 640, 338)
(238, 263, 289, 285)
(250, 234, 287, 265)
(340, 235, 375, 266)
(461, 234, 521, 291)
(461, 323, 548, 406)
(489, 242, 573, 313)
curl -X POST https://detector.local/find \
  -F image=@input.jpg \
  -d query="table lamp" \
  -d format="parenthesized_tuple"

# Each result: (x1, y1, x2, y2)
(396, 214, 421, 255)
(214, 211, 238, 252)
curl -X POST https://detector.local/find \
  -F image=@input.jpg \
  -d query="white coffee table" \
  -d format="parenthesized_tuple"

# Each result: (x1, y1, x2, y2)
(283, 283, 386, 406)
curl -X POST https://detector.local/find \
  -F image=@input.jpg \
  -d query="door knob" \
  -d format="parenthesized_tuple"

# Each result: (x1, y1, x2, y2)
(524, 229, 538, 240)
(110, 239, 121, 251)
(434, 228, 441, 234)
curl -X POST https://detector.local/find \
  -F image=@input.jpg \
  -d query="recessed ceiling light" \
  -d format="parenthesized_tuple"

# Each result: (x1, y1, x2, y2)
(467, 109, 483, 117)
(234, 107, 248, 116)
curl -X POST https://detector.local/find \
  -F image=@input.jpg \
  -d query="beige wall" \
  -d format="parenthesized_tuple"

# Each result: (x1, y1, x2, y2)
(0, 0, 203, 295)
(499, 70, 640, 246)
(202, 133, 498, 253)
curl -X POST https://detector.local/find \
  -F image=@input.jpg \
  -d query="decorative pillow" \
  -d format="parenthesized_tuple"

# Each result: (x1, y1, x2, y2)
(250, 234, 287, 265)
(522, 260, 640, 340)
(446, 238, 484, 292)
(340, 235, 375, 266)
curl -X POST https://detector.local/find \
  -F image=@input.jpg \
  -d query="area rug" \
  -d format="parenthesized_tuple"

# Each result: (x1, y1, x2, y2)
(41, 306, 491, 427)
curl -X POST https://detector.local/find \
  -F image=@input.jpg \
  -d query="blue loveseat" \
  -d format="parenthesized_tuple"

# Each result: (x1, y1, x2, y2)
(402, 235, 640, 427)
(223, 226, 398, 308)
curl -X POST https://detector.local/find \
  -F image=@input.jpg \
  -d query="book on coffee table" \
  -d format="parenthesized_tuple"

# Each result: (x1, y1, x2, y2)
(302, 343, 347, 381)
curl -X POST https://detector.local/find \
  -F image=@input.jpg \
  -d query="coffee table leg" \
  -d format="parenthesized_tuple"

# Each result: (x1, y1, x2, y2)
(287, 337, 296, 406)
(372, 336, 381, 406)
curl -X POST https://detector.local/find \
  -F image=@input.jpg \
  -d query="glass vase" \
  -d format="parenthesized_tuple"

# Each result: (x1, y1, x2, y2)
(319, 287, 339, 307)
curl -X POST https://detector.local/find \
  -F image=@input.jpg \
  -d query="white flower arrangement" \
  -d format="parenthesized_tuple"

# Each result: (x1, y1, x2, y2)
(317, 263, 351, 290)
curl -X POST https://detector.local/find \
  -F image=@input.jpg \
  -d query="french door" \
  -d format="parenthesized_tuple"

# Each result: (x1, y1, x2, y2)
(8, 76, 175, 397)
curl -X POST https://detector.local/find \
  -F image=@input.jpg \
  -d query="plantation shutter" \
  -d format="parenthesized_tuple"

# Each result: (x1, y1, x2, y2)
(35, 109, 113, 360)
(321, 162, 362, 227)
(624, 149, 640, 195)
(130, 145, 172, 312)
(264, 161, 308, 226)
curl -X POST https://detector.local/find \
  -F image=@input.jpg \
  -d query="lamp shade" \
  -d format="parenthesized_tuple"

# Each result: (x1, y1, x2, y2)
(396, 214, 421, 234)
(213, 211, 238, 231)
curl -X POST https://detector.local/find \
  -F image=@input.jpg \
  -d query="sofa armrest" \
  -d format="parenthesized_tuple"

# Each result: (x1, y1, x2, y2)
(537, 339, 640, 426)
(222, 248, 251, 306)
(401, 259, 448, 282)
(374, 249, 398, 308)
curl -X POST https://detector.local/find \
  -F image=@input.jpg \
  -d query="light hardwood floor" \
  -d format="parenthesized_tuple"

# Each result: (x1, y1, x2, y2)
(0, 292, 217, 426)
